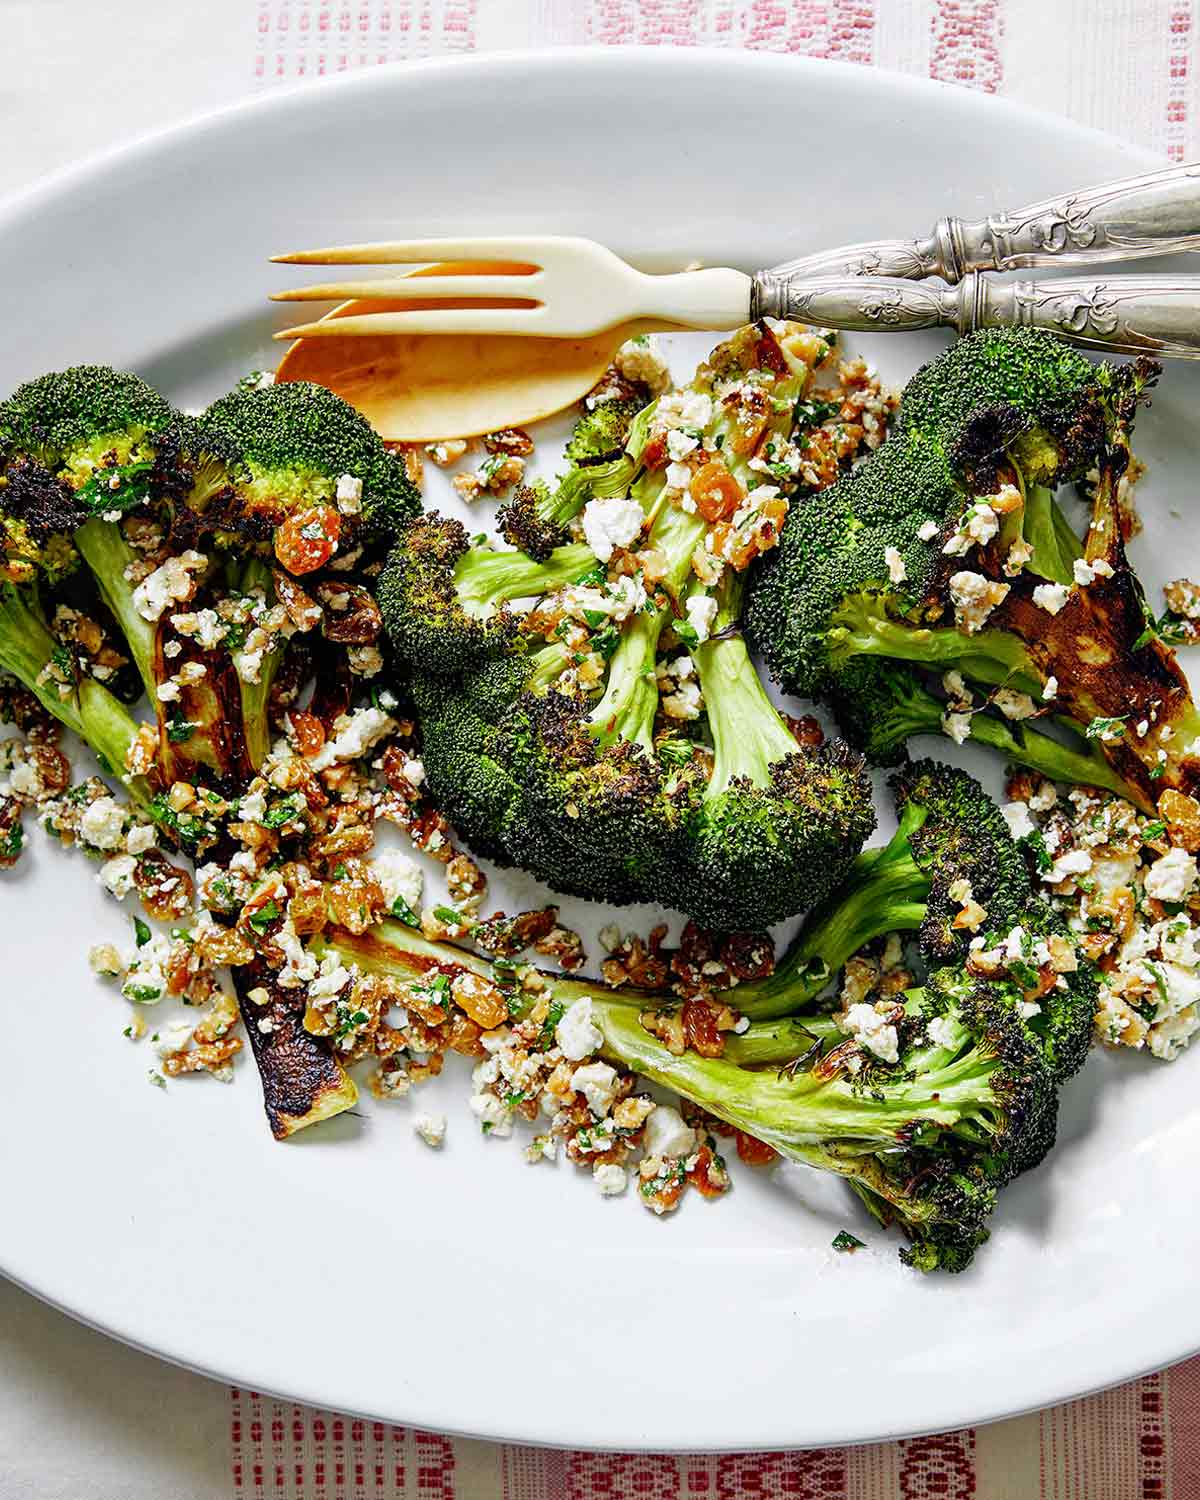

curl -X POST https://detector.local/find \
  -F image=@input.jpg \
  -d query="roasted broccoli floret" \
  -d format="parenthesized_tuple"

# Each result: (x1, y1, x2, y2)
(675, 578, 876, 928)
(200, 378, 420, 571)
(495, 383, 646, 559)
(710, 759, 1096, 1086)
(745, 327, 1200, 809)
(396, 325, 878, 929)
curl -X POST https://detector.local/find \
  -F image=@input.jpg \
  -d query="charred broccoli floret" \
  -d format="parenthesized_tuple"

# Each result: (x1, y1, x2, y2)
(200, 378, 420, 570)
(397, 324, 878, 929)
(745, 327, 1199, 809)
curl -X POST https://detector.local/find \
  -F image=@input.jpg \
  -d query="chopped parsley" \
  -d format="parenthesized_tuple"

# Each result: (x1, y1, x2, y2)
(832, 1230, 866, 1253)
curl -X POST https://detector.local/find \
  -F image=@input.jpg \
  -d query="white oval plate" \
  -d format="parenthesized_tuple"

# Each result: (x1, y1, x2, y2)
(2, 49, 1198, 1452)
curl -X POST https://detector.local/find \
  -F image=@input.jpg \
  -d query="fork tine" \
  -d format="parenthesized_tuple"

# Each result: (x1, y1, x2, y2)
(271, 274, 542, 304)
(273, 307, 557, 340)
(270, 237, 553, 267)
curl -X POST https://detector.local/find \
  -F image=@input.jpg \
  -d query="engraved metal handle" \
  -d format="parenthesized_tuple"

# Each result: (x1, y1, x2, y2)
(765, 162, 1200, 284)
(751, 271, 1200, 359)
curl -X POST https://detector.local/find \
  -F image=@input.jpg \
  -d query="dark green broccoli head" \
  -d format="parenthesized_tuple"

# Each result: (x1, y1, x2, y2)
(201, 379, 419, 549)
(411, 655, 538, 866)
(381, 513, 515, 676)
(147, 415, 245, 548)
(494, 482, 570, 561)
(682, 741, 875, 931)
(512, 686, 691, 905)
(4, 366, 176, 518)
(891, 758, 1033, 963)
(744, 328, 1154, 702)
(826, 659, 941, 767)
(6, 365, 174, 471)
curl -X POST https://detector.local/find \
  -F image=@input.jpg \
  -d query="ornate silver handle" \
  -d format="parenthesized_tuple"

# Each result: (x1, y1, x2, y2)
(751, 271, 1200, 359)
(764, 162, 1200, 283)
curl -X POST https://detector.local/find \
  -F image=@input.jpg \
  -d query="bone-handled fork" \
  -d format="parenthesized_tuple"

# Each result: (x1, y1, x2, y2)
(271, 160, 1200, 359)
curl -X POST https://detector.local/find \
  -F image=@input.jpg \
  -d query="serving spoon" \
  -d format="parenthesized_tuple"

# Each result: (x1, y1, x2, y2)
(274, 261, 665, 442)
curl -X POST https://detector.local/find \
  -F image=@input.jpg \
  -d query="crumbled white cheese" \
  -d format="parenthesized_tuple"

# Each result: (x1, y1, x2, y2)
(99, 853, 138, 898)
(1000, 802, 1036, 840)
(373, 849, 424, 916)
(993, 688, 1037, 721)
(581, 498, 645, 562)
(132, 551, 207, 622)
(916, 519, 939, 542)
(1042, 676, 1058, 701)
(666, 428, 699, 462)
(571, 1060, 619, 1119)
(125, 824, 157, 856)
(1145, 846, 1199, 902)
(841, 1002, 900, 1064)
(942, 710, 973, 745)
(643, 1104, 696, 1159)
(154, 1018, 195, 1058)
(684, 593, 718, 644)
(308, 952, 352, 1001)
(413, 1112, 446, 1148)
(1033, 582, 1071, 616)
(555, 997, 603, 1061)
(949, 571, 1008, 634)
(1073, 558, 1098, 586)
(238, 789, 267, 824)
(308, 708, 396, 771)
(614, 336, 672, 396)
(1043, 848, 1093, 883)
(661, 679, 702, 720)
(80, 796, 126, 852)
(335, 472, 363, 515)
(593, 1163, 628, 1196)
(469, 1092, 514, 1137)
(926, 1016, 959, 1051)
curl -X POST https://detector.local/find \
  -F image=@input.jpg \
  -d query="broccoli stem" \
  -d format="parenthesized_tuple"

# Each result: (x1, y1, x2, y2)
(966, 709, 1150, 809)
(722, 1014, 840, 1065)
(830, 596, 1041, 694)
(1022, 483, 1082, 585)
(732, 831, 931, 1022)
(588, 609, 664, 750)
(591, 997, 1003, 1151)
(75, 517, 160, 703)
(454, 542, 596, 615)
(0, 583, 149, 808)
(694, 632, 799, 796)
(236, 558, 284, 770)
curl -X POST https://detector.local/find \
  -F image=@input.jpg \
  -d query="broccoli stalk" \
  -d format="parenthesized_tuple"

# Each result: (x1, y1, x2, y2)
(830, 660, 1150, 809)
(453, 542, 597, 615)
(588, 607, 664, 751)
(234, 558, 286, 770)
(0, 582, 149, 807)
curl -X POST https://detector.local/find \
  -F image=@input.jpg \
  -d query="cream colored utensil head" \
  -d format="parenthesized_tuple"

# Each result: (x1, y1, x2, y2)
(271, 234, 751, 340)
(274, 263, 657, 440)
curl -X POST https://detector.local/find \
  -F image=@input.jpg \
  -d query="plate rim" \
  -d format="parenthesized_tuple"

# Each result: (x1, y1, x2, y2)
(0, 47, 1185, 1452)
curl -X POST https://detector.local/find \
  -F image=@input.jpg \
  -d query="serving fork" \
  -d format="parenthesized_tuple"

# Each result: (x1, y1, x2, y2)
(273, 161, 1200, 360)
